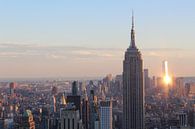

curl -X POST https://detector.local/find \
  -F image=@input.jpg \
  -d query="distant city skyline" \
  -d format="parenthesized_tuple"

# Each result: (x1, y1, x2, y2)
(0, 0, 195, 78)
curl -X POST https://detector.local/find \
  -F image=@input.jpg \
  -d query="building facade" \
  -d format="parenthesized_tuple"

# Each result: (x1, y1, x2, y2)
(123, 15, 144, 129)
(60, 104, 83, 129)
(100, 100, 112, 129)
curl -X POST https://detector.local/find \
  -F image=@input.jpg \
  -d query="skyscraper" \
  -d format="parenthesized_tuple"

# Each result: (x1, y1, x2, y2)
(72, 81, 78, 96)
(60, 103, 83, 129)
(100, 99, 112, 129)
(67, 81, 82, 119)
(144, 69, 150, 89)
(89, 90, 99, 129)
(123, 14, 144, 129)
(9, 82, 16, 95)
(50, 95, 56, 113)
(82, 88, 89, 129)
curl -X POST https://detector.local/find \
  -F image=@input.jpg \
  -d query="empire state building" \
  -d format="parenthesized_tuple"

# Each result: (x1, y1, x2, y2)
(123, 15, 144, 129)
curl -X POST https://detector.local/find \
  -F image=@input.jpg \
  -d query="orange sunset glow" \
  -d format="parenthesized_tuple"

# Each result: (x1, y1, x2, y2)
(163, 61, 172, 85)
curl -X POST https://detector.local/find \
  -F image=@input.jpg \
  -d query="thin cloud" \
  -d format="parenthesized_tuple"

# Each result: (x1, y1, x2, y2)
(0, 42, 193, 60)
(141, 48, 186, 51)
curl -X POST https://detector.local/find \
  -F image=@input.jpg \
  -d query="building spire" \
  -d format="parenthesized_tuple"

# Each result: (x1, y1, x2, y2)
(132, 11, 134, 30)
(130, 11, 136, 48)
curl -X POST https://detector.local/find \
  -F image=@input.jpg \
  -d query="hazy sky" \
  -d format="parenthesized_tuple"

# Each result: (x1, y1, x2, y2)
(0, 0, 195, 78)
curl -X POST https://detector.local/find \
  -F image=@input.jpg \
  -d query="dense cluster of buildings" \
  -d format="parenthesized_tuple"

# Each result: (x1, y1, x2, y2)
(0, 78, 118, 129)
(0, 74, 195, 129)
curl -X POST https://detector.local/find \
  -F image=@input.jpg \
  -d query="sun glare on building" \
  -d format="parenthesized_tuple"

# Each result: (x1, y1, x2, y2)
(164, 74, 171, 85)
(163, 61, 172, 85)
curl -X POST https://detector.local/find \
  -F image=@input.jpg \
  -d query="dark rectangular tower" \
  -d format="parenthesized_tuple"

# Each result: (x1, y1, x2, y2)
(123, 14, 145, 129)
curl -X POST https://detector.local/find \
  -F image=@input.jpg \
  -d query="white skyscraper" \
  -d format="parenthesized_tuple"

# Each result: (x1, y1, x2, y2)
(100, 99, 112, 129)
